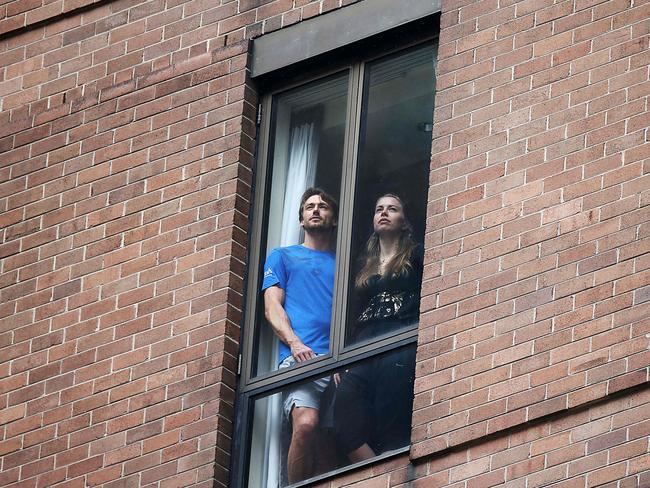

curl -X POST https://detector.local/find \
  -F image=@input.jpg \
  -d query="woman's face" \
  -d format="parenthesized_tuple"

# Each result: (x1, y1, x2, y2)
(373, 196, 407, 235)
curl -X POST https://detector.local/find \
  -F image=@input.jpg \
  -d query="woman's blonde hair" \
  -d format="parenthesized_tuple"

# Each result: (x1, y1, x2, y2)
(355, 194, 417, 288)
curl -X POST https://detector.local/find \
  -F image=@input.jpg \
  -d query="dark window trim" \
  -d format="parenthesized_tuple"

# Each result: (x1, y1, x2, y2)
(288, 447, 410, 488)
(231, 342, 417, 488)
(253, 14, 440, 92)
(247, 336, 417, 398)
(250, 0, 441, 77)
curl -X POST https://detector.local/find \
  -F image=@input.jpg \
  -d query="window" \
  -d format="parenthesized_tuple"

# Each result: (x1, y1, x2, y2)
(235, 33, 438, 488)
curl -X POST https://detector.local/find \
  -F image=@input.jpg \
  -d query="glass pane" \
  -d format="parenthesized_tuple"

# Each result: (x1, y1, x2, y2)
(253, 72, 349, 377)
(345, 45, 435, 347)
(247, 345, 416, 487)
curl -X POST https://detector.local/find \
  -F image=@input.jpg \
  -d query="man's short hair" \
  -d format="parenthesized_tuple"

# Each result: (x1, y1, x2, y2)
(298, 187, 339, 222)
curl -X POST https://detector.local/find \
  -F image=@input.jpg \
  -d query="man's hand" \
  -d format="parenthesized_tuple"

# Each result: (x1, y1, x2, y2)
(265, 286, 314, 361)
(290, 341, 316, 362)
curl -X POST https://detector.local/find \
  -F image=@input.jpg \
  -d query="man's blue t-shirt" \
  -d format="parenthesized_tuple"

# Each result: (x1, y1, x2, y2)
(262, 245, 335, 364)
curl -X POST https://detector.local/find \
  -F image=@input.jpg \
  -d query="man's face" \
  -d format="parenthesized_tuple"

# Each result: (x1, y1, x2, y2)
(300, 195, 336, 233)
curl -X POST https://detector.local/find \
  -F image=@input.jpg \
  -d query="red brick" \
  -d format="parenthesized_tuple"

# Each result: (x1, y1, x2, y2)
(86, 465, 122, 486)
(2, 3, 650, 487)
(103, 443, 142, 467)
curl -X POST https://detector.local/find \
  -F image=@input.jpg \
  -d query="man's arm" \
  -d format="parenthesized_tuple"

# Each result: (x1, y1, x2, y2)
(264, 285, 316, 362)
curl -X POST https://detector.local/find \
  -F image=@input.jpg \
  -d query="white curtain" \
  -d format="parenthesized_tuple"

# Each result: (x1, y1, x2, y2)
(263, 121, 319, 488)
(280, 123, 319, 246)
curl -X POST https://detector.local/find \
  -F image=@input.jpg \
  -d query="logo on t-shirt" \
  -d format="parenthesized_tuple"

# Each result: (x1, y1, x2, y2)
(264, 267, 273, 278)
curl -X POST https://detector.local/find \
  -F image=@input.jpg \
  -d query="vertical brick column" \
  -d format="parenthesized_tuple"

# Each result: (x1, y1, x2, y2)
(0, 34, 256, 487)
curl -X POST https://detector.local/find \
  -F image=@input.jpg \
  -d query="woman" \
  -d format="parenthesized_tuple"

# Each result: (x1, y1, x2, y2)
(334, 194, 423, 462)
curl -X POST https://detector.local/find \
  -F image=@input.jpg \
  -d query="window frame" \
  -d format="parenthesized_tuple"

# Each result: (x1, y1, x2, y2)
(241, 36, 437, 391)
(231, 18, 440, 488)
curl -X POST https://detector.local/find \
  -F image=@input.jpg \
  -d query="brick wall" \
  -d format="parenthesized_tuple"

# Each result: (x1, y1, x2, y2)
(310, 386, 650, 488)
(413, 0, 650, 459)
(0, 0, 104, 36)
(419, 386, 650, 488)
(1, 0, 649, 487)
(1, 32, 253, 488)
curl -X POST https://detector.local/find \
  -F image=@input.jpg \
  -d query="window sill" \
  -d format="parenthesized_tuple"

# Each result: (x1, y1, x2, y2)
(286, 446, 411, 488)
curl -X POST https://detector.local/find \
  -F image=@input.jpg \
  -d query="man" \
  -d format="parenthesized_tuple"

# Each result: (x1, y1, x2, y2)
(262, 187, 338, 483)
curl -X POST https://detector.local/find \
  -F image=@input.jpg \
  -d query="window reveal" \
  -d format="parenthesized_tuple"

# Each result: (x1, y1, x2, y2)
(241, 42, 437, 488)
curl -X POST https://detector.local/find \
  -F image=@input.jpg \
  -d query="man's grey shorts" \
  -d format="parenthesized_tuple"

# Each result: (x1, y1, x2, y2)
(279, 356, 330, 419)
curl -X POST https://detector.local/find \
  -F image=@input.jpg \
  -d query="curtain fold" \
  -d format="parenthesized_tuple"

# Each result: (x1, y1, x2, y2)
(280, 122, 319, 246)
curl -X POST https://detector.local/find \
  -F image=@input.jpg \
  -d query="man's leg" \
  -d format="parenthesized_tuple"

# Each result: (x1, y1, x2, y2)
(287, 406, 319, 483)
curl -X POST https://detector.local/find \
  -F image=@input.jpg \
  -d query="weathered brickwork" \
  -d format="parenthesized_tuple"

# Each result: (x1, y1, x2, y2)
(1, 0, 649, 487)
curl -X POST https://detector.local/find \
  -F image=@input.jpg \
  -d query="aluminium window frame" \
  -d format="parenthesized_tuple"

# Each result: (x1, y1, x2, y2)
(231, 342, 416, 488)
(239, 63, 360, 390)
(240, 37, 437, 392)
(231, 15, 440, 488)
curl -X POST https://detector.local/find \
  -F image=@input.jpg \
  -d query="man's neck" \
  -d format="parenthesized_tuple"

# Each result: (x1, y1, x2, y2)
(303, 231, 333, 252)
